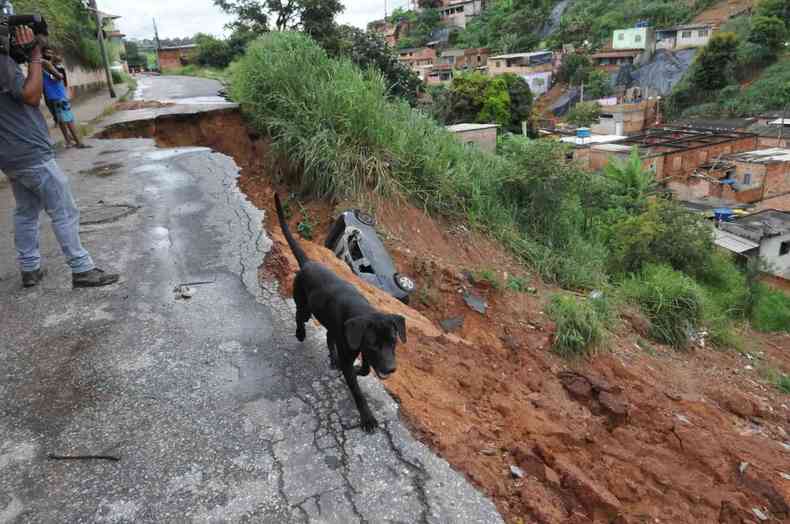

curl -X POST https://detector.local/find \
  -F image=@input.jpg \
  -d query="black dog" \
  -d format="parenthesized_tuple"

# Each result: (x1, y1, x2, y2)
(275, 194, 407, 432)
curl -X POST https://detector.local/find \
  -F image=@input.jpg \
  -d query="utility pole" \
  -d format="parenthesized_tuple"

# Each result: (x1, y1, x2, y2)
(384, 0, 388, 18)
(153, 18, 161, 71)
(88, 0, 116, 98)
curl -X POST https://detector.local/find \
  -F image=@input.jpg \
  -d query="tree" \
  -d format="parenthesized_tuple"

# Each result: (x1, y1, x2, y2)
(557, 53, 592, 85)
(333, 26, 422, 105)
(566, 101, 600, 127)
(584, 69, 613, 100)
(125, 41, 147, 69)
(749, 15, 787, 51)
(195, 33, 234, 68)
(501, 73, 533, 133)
(756, 0, 790, 24)
(691, 32, 738, 91)
(214, 0, 343, 34)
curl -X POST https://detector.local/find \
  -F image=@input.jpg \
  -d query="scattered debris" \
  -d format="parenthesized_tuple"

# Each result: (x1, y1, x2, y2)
(751, 507, 769, 521)
(439, 317, 464, 333)
(47, 453, 120, 462)
(463, 290, 488, 314)
(739, 462, 749, 475)
(174, 285, 195, 300)
(480, 448, 497, 456)
(780, 472, 790, 481)
(509, 465, 525, 479)
(674, 414, 691, 425)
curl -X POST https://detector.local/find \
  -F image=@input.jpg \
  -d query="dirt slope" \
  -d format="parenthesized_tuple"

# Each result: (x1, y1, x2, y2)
(102, 107, 790, 523)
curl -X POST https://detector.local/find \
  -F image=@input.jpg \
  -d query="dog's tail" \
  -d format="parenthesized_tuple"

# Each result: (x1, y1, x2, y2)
(274, 193, 309, 268)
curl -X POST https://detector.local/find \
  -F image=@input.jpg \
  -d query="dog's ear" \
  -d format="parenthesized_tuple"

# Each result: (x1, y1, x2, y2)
(345, 317, 369, 350)
(390, 315, 407, 343)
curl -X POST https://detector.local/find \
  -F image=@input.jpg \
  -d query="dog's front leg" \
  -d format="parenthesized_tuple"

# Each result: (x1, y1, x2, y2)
(327, 333, 339, 369)
(341, 362, 378, 433)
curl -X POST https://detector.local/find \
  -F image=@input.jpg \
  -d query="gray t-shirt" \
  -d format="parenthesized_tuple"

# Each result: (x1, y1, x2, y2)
(0, 55, 54, 172)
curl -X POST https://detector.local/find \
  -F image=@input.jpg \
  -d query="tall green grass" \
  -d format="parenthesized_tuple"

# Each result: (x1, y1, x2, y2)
(621, 264, 704, 350)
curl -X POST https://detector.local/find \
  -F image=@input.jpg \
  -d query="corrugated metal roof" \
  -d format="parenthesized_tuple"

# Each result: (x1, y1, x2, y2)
(714, 229, 759, 253)
(446, 123, 500, 132)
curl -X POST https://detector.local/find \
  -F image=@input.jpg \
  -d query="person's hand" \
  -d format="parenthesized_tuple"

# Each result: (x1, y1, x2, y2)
(14, 26, 35, 47)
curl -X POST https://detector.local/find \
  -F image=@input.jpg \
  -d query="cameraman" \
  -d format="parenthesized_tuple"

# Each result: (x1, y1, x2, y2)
(0, 26, 119, 288)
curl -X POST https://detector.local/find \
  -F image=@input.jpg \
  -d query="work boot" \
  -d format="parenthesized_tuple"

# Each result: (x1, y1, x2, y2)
(22, 268, 45, 288)
(72, 268, 120, 288)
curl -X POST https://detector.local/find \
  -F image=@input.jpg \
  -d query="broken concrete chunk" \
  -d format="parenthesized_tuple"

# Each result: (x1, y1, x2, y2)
(463, 290, 487, 314)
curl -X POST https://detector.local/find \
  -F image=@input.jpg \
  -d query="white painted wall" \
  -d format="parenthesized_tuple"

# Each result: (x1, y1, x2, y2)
(760, 232, 790, 279)
(522, 71, 552, 95)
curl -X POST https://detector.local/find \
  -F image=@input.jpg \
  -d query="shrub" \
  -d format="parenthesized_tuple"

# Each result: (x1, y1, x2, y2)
(607, 200, 714, 276)
(621, 264, 705, 349)
(566, 101, 601, 127)
(546, 294, 606, 357)
(751, 286, 790, 332)
(691, 32, 739, 91)
(111, 70, 124, 84)
(749, 15, 788, 51)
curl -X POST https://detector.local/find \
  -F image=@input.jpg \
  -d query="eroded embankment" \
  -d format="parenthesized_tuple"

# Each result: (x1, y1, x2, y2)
(99, 107, 790, 524)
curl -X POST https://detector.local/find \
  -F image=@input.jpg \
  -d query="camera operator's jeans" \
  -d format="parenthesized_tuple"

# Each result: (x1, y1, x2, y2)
(4, 159, 95, 274)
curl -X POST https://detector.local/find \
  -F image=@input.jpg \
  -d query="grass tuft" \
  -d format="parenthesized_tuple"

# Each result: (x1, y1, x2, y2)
(546, 294, 606, 358)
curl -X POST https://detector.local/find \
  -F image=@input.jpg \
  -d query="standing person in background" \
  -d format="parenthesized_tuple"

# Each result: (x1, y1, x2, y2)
(41, 46, 72, 146)
(41, 47, 89, 149)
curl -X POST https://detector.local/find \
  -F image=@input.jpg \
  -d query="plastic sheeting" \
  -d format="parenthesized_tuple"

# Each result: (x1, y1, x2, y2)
(551, 86, 580, 117)
(628, 48, 697, 96)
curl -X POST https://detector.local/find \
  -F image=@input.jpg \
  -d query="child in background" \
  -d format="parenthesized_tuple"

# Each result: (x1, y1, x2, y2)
(42, 49, 89, 149)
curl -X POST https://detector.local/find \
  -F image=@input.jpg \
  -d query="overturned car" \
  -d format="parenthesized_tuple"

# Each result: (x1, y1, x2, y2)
(325, 209, 416, 304)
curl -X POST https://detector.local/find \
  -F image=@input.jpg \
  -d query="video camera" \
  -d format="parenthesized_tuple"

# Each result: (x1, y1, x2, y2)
(0, 1, 48, 63)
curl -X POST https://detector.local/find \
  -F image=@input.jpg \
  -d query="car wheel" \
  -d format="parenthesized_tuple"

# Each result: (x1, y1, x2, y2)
(394, 273, 415, 293)
(354, 210, 376, 227)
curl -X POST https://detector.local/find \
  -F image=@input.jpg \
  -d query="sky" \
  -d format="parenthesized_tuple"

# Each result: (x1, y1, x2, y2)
(98, 0, 413, 40)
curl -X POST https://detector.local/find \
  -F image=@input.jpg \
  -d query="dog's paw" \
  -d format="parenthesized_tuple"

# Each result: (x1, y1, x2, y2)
(296, 326, 306, 342)
(354, 364, 371, 376)
(360, 415, 379, 433)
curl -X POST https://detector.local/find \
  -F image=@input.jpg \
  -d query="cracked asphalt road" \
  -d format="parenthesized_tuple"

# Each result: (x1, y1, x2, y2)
(0, 76, 503, 523)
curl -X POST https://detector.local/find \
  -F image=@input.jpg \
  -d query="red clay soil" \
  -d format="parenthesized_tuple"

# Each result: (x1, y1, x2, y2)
(103, 108, 790, 523)
(693, 0, 755, 25)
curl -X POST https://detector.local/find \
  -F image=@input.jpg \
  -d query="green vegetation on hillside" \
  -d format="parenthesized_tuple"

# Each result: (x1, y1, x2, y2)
(230, 32, 790, 355)
(551, 0, 719, 48)
(429, 71, 534, 132)
(15, 0, 103, 68)
(668, 0, 790, 118)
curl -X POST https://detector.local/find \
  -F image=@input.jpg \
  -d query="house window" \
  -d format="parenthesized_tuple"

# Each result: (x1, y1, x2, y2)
(781, 241, 790, 256)
(673, 156, 682, 170)
(533, 77, 546, 87)
(618, 33, 625, 41)
(682, 30, 692, 38)
(699, 29, 709, 37)
(743, 172, 752, 185)
(635, 34, 642, 43)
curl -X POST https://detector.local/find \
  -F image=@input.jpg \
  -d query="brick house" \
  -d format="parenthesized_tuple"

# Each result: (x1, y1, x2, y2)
(158, 44, 199, 71)
(587, 128, 759, 188)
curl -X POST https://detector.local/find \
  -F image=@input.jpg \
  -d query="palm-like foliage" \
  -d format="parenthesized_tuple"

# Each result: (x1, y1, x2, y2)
(603, 146, 658, 209)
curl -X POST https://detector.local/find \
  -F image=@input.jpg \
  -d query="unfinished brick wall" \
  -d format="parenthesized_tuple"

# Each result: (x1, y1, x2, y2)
(657, 136, 758, 183)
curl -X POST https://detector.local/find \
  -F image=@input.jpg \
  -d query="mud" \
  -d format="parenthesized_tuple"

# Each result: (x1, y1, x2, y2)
(101, 107, 790, 524)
